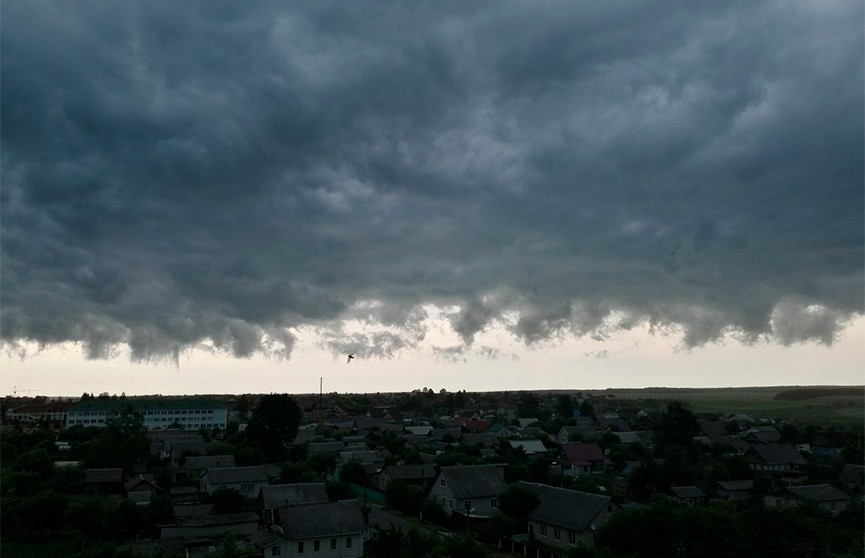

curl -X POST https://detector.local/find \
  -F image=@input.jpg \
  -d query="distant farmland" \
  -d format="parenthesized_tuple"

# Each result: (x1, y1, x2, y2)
(595, 386, 864, 428)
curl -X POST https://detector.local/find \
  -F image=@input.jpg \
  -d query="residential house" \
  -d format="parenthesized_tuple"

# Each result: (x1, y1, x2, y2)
(700, 421, 729, 438)
(182, 454, 236, 481)
(741, 426, 781, 444)
(809, 432, 846, 457)
(744, 444, 808, 476)
(561, 443, 606, 476)
(555, 425, 596, 444)
(518, 418, 540, 429)
(596, 417, 630, 433)
(259, 500, 366, 558)
(716, 479, 754, 501)
(338, 449, 386, 469)
(518, 482, 613, 549)
(461, 433, 500, 448)
(428, 464, 508, 518)
(726, 414, 754, 432)
(258, 483, 329, 525)
(510, 439, 548, 455)
(170, 486, 201, 504)
(764, 484, 851, 514)
(837, 464, 864, 495)
(307, 441, 345, 456)
(372, 463, 437, 493)
(125, 475, 161, 505)
(519, 426, 550, 440)
(159, 512, 259, 540)
(85, 468, 124, 495)
(454, 417, 490, 432)
(490, 423, 516, 438)
(611, 431, 652, 449)
(200, 466, 268, 498)
(430, 428, 463, 443)
(174, 503, 214, 517)
(669, 485, 706, 506)
(405, 425, 433, 436)
(167, 436, 209, 464)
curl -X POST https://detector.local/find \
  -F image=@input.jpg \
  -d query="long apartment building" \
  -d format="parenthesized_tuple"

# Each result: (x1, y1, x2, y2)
(65, 398, 229, 430)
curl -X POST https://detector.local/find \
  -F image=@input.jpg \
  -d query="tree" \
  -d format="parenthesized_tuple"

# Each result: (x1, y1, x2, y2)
(654, 400, 699, 454)
(245, 394, 302, 461)
(428, 532, 491, 558)
(101, 405, 150, 471)
(498, 483, 540, 532)
(556, 394, 575, 419)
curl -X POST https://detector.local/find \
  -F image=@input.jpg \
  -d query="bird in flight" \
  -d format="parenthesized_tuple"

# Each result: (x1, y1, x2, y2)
(347, 353, 356, 364)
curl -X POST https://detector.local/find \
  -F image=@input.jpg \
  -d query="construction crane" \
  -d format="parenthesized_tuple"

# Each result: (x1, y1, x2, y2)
(11, 386, 40, 396)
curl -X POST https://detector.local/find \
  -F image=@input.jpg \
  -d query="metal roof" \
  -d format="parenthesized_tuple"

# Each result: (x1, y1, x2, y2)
(277, 500, 365, 538)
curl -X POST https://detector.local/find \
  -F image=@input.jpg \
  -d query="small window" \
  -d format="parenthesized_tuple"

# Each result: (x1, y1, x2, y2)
(440, 478, 446, 486)
(330, 539, 336, 550)
(271, 545, 281, 556)
(554, 527, 561, 540)
(568, 531, 576, 544)
(490, 498, 498, 508)
(346, 537, 352, 549)
(540, 525, 547, 537)
(313, 540, 320, 552)
(298, 542, 304, 553)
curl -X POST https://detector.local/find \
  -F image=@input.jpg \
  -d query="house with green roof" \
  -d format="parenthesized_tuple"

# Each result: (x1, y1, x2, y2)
(65, 398, 228, 430)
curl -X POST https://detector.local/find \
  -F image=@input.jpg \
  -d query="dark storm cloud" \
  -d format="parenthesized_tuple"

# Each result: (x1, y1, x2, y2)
(2, 1, 862, 361)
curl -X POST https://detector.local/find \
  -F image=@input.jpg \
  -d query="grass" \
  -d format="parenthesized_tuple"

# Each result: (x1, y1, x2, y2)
(603, 386, 864, 428)
(1, 535, 79, 558)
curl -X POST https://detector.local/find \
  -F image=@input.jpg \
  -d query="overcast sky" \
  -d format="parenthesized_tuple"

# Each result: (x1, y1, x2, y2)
(2, 1, 863, 396)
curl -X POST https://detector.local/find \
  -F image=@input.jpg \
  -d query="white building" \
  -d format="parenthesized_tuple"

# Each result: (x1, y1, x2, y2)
(65, 398, 229, 430)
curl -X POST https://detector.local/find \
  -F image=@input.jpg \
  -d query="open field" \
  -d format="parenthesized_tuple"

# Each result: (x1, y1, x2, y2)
(594, 386, 864, 428)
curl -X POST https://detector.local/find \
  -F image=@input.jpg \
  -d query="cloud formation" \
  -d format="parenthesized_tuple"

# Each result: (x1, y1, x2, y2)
(2, 1, 862, 363)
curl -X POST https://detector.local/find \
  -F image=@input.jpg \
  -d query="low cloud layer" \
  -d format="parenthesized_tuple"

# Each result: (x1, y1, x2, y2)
(2, 1, 862, 362)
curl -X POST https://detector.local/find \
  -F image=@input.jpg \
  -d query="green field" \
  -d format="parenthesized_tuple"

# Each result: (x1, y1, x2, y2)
(597, 386, 864, 428)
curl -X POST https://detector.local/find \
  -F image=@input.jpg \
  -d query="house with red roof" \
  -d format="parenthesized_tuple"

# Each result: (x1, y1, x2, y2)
(454, 416, 490, 432)
(561, 443, 606, 476)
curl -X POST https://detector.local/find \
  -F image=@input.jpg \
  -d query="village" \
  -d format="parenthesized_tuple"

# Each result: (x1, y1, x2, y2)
(2, 387, 863, 558)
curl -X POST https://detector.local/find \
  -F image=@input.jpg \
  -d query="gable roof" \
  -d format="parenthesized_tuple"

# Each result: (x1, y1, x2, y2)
(559, 425, 597, 441)
(339, 449, 385, 464)
(277, 500, 365, 538)
(405, 426, 433, 436)
(185, 454, 236, 470)
(518, 482, 610, 533)
(160, 512, 259, 528)
(460, 433, 500, 447)
(785, 484, 851, 503)
(746, 444, 808, 465)
(259, 483, 328, 509)
(383, 464, 437, 481)
(670, 486, 705, 499)
(510, 439, 548, 454)
(837, 464, 865, 486)
(810, 432, 847, 448)
(125, 476, 160, 492)
(717, 479, 754, 492)
(206, 466, 268, 485)
(562, 443, 605, 466)
(431, 428, 463, 441)
(308, 441, 345, 454)
(85, 468, 123, 483)
(439, 464, 508, 500)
